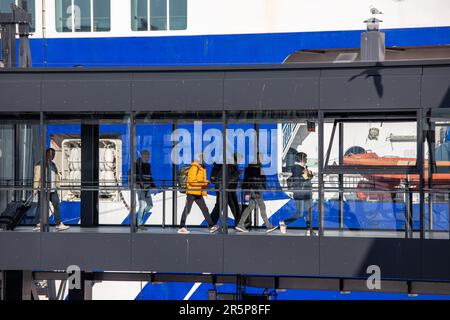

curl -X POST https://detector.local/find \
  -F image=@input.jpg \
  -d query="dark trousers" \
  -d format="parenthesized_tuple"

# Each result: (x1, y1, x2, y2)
(211, 191, 241, 225)
(33, 192, 62, 225)
(180, 194, 214, 228)
(285, 199, 312, 229)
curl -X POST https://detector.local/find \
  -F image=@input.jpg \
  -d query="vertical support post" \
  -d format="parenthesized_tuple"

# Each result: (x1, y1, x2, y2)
(162, 184, 166, 228)
(254, 123, 259, 228)
(222, 111, 228, 234)
(21, 271, 33, 300)
(405, 181, 413, 239)
(318, 111, 324, 236)
(448, 192, 450, 239)
(80, 123, 99, 227)
(130, 112, 136, 233)
(427, 118, 435, 233)
(14, 124, 20, 201)
(39, 112, 48, 232)
(338, 122, 344, 229)
(417, 110, 425, 239)
(2, 271, 23, 300)
(1, 24, 17, 68)
(172, 122, 177, 227)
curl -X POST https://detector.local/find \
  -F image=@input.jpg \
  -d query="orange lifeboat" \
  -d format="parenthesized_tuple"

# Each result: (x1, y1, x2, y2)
(343, 152, 450, 200)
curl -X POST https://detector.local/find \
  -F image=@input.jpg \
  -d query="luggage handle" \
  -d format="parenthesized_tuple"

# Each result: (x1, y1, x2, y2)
(24, 195, 34, 207)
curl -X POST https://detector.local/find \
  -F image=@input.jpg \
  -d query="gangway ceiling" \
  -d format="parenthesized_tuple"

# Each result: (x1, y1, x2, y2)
(0, 60, 449, 112)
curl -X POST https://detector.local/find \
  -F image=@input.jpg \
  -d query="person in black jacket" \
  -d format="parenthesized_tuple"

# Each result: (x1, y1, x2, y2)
(210, 153, 241, 225)
(235, 153, 277, 233)
(280, 152, 315, 235)
(135, 150, 156, 229)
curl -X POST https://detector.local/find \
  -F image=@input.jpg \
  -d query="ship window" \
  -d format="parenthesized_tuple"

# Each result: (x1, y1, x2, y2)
(55, 0, 110, 32)
(131, 0, 147, 31)
(131, 0, 186, 31)
(150, 0, 166, 30)
(0, 0, 36, 32)
(169, 0, 186, 30)
(93, 0, 110, 31)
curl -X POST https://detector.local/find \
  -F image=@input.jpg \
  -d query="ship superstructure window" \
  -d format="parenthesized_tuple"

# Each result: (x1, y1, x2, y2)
(55, 0, 110, 32)
(0, 0, 36, 32)
(131, 0, 187, 31)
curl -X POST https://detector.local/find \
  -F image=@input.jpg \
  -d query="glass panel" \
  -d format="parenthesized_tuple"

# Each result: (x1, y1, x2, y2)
(131, 0, 148, 31)
(424, 114, 450, 239)
(74, 0, 91, 32)
(93, 0, 110, 31)
(55, 0, 72, 32)
(169, 0, 186, 30)
(226, 111, 319, 235)
(98, 115, 130, 225)
(324, 119, 417, 167)
(150, 0, 166, 30)
(19, 0, 35, 32)
(174, 121, 222, 229)
(322, 173, 419, 238)
(0, 114, 41, 230)
(134, 111, 223, 231)
(423, 192, 449, 239)
(134, 120, 173, 227)
(46, 117, 82, 225)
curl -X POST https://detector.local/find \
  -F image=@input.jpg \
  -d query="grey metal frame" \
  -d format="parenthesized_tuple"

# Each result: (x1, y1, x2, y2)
(1, 60, 450, 292)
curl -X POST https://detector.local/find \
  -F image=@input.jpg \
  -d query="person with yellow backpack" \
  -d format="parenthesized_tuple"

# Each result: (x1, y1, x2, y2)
(178, 153, 219, 234)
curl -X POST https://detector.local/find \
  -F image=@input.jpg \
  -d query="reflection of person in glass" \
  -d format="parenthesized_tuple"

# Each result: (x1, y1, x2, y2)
(32, 148, 70, 231)
(135, 150, 155, 230)
(178, 153, 219, 234)
(280, 152, 315, 235)
(235, 153, 277, 233)
(210, 153, 241, 226)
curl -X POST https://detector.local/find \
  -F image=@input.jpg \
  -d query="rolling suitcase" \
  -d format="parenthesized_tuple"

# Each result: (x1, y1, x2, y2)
(0, 197, 33, 230)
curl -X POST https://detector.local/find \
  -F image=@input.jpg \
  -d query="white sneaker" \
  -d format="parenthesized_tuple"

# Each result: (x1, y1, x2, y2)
(56, 223, 70, 231)
(178, 227, 190, 234)
(266, 225, 278, 233)
(279, 221, 287, 234)
(209, 225, 220, 233)
(32, 223, 40, 231)
(306, 229, 311, 236)
(235, 225, 249, 233)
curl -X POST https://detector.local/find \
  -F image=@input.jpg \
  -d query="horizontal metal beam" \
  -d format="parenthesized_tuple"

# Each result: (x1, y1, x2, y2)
(30, 271, 450, 296)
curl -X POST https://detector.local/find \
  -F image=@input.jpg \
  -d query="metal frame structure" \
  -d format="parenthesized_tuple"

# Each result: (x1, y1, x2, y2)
(0, 59, 450, 299)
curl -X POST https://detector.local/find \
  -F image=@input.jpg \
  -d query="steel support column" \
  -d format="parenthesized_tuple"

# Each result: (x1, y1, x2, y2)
(2, 270, 23, 300)
(318, 111, 324, 236)
(338, 122, 344, 229)
(80, 123, 99, 227)
(130, 112, 136, 232)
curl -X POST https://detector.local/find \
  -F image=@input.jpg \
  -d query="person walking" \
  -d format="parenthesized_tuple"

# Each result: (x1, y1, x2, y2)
(135, 149, 156, 230)
(210, 153, 241, 226)
(32, 148, 70, 231)
(279, 152, 315, 235)
(235, 154, 277, 233)
(178, 153, 219, 234)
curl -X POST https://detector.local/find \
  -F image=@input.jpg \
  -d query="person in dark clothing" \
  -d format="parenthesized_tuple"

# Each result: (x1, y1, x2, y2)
(210, 153, 241, 225)
(280, 152, 315, 236)
(135, 149, 156, 229)
(235, 154, 277, 233)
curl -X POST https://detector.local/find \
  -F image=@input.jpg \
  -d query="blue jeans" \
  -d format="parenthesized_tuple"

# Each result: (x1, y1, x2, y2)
(137, 190, 153, 226)
(33, 192, 62, 225)
(285, 199, 312, 228)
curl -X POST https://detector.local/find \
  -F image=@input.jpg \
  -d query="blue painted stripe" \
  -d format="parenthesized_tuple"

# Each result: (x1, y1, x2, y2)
(28, 25, 450, 67)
